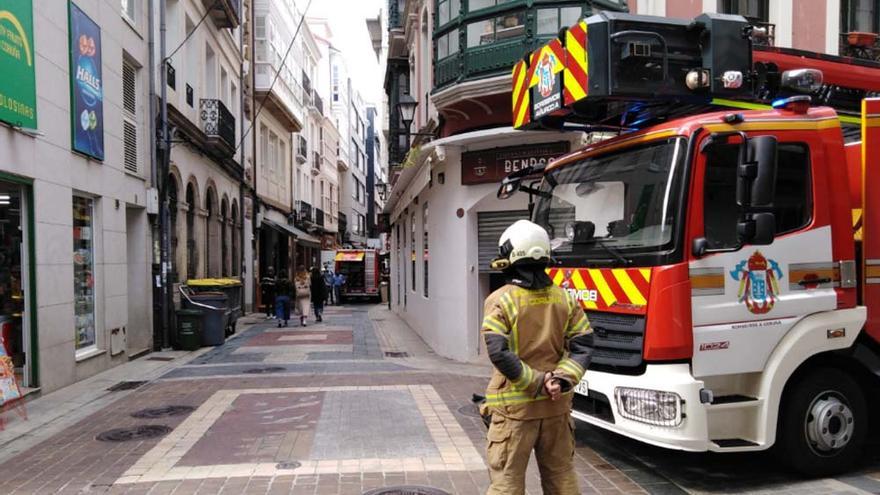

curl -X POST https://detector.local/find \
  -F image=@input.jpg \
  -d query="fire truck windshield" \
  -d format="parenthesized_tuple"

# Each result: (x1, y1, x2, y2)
(533, 137, 687, 266)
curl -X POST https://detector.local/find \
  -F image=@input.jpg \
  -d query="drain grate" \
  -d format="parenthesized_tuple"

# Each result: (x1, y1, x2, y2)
(106, 381, 147, 392)
(96, 425, 172, 442)
(276, 461, 301, 470)
(456, 403, 481, 418)
(363, 487, 451, 495)
(131, 405, 195, 419)
(243, 366, 286, 374)
(384, 351, 409, 358)
(146, 356, 175, 361)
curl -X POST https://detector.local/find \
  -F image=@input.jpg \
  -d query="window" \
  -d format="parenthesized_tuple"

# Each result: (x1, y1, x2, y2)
(437, 29, 459, 59)
(842, 0, 880, 33)
(436, 0, 460, 26)
(468, 0, 514, 12)
(467, 13, 525, 47)
(423, 202, 429, 298)
(411, 210, 416, 291)
(205, 44, 217, 98)
(122, 58, 138, 174)
(122, 0, 136, 23)
(537, 7, 582, 36)
(719, 0, 769, 22)
(73, 196, 96, 352)
(703, 142, 811, 249)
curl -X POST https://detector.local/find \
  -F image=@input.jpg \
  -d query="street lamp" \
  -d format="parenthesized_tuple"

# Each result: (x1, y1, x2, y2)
(397, 94, 418, 134)
(376, 181, 388, 202)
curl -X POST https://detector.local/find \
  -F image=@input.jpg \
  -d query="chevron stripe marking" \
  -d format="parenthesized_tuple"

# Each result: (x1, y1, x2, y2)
(612, 270, 647, 306)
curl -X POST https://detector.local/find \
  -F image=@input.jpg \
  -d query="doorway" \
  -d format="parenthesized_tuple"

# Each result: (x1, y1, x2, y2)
(0, 180, 34, 390)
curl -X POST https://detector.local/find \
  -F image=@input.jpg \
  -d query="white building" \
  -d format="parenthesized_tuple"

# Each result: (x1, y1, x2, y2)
(0, 0, 153, 394)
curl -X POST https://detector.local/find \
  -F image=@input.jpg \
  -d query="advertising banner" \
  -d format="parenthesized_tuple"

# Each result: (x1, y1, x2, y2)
(69, 2, 104, 160)
(0, 0, 37, 129)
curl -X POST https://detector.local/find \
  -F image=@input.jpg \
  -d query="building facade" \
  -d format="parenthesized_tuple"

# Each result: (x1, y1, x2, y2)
(383, 0, 880, 363)
(0, 0, 154, 394)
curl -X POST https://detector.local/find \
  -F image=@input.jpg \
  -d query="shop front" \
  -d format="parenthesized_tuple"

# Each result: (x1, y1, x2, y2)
(0, 177, 35, 396)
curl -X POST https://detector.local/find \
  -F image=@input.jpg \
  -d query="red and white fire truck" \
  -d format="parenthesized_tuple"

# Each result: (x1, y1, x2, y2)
(502, 11, 880, 475)
(335, 249, 381, 302)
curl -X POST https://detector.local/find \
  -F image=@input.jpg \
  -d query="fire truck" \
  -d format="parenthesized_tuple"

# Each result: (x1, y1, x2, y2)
(335, 249, 381, 302)
(501, 11, 880, 475)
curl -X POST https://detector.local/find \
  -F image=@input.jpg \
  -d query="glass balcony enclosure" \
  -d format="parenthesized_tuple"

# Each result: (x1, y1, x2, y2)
(433, 0, 628, 89)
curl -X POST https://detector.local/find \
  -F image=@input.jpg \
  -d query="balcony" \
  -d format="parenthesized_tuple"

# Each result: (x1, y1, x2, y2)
(200, 99, 235, 156)
(302, 71, 312, 100)
(311, 151, 321, 175)
(201, 0, 240, 29)
(313, 91, 324, 115)
(840, 31, 880, 61)
(338, 212, 348, 242)
(295, 200, 313, 228)
(388, 0, 407, 57)
(254, 58, 304, 132)
(315, 208, 325, 228)
(296, 135, 307, 164)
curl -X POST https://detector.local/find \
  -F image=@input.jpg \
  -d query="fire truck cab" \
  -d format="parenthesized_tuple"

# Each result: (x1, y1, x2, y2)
(503, 11, 880, 475)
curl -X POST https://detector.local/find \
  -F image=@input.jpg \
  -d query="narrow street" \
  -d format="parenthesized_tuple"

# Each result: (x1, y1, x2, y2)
(1, 305, 879, 494)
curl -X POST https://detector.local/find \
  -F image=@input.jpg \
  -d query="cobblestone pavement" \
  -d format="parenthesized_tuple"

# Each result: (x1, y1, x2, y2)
(1, 305, 879, 494)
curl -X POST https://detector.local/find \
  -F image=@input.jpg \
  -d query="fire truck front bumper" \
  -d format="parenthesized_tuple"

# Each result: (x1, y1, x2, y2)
(571, 363, 713, 452)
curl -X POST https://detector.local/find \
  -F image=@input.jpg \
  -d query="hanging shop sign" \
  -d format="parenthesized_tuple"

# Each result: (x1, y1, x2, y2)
(461, 141, 569, 185)
(68, 2, 104, 160)
(0, 0, 37, 129)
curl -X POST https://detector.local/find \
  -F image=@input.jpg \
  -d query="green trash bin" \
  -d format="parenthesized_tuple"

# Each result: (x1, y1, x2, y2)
(175, 309, 203, 351)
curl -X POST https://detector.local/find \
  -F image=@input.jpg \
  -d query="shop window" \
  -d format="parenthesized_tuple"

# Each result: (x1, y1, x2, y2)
(437, 29, 459, 59)
(73, 196, 97, 352)
(718, 0, 769, 22)
(423, 203, 429, 298)
(703, 142, 812, 249)
(467, 12, 525, 47)
(537, 7, 582, 36)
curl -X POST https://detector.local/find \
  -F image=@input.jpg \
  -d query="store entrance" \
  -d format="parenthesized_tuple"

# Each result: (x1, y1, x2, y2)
(0, 181, 32, 390)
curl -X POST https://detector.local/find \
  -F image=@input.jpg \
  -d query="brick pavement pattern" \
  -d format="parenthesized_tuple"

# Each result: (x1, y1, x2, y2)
(0, 305, 878, 494)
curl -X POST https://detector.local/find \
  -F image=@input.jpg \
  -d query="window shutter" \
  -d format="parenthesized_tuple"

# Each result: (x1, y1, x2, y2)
(122, 60, 138, 173)
(123, 120, 138, 173)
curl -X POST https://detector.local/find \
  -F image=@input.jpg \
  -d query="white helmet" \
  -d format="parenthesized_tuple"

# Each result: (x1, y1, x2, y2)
(490, 220, 551, 270)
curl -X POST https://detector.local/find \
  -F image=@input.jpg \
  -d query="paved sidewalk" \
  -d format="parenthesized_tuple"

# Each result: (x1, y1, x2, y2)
(0, 304, 876, 494)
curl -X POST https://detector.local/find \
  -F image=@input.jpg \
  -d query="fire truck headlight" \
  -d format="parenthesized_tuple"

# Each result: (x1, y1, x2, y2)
(614, 387, 683, 427)
(565, 222, 576, 241)
(781, 68, 823, 94)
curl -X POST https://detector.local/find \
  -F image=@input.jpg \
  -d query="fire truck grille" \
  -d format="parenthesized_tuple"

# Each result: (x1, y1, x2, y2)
(586, 310, 645, 374)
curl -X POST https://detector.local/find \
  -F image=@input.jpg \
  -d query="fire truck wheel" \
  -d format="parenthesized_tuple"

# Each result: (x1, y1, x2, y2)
(776, 367, 867, 477)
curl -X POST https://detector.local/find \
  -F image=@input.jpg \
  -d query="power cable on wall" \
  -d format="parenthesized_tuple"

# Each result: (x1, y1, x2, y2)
(164, 0, 220, 64)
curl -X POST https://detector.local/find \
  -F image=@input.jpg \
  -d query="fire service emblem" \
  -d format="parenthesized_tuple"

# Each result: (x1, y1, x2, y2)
(730, 251, 783, 314)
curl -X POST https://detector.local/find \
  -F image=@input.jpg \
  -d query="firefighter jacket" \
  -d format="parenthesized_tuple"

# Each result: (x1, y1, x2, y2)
(482, 283, 593, 420)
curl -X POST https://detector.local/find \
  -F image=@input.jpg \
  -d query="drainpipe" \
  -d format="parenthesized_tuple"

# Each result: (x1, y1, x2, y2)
(239, 0, 246, 299)
(250, 0, 260, 305)
(148, 0, 157, 188)
(158, 0, 172, 349)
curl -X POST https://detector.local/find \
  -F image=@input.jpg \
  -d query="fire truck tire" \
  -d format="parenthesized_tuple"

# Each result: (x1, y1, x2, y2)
(776, 367, 867, 477)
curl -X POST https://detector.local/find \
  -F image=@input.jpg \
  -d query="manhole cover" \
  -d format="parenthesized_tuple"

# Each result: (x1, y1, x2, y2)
(243, 366, 286, 374)
(363, 487, 451, 495)
(96, 425, 172, 442)
(106, 381, 147, 392)
(131, 405, 195, 419)
(276, 461, 301, 470)
(456, 403, 481, 418)
(384, 351, 409, 358)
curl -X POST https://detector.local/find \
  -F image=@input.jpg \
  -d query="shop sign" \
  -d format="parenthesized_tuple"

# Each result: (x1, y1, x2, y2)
(68, 2, 104, 160)
(461, 141, 569, 185)
(0, 0, 37, 129)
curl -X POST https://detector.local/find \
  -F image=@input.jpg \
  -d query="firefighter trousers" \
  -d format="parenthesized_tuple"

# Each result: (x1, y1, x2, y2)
(485, 413, 579, 495)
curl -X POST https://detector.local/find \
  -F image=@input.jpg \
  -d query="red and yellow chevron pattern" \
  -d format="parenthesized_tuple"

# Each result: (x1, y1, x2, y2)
(548, 267, 652, 315)
(512, 57, 532, 129)
(564, 20, 588, 106)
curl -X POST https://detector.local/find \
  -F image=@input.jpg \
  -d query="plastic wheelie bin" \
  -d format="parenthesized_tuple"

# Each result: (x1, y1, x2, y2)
(175, 309, 203, 351)
(183, 292, 228, 346)
(187, 278, 243, 336)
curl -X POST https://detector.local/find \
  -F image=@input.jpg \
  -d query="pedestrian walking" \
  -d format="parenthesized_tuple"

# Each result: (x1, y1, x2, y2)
(274, 276, 291, 327)
(294, 265, 311, 327)
(260, 266, 276, 319)
(311, 267, 327, 322)
(333, 272, 346, 305)
(323, 266, 336, 305)
(480, 220, 593, 495)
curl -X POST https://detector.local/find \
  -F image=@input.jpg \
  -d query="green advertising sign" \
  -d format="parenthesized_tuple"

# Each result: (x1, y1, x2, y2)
(0, 1, 36, 129)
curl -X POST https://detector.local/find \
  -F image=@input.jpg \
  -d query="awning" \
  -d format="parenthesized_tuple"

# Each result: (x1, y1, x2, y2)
(262, 219, 322, 248)
(335, 251, 365, 262)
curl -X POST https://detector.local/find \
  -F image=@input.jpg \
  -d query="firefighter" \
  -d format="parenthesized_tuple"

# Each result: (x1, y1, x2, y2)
(481, 219, 593, 495)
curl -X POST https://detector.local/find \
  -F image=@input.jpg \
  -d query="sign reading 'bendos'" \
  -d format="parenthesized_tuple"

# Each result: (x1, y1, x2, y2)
(0, 0, 37, 129)
(69, 2, 104, 160)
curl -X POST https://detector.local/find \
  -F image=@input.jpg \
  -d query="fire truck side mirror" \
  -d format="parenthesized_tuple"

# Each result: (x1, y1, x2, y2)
(746, 135, 778, 208)
(742, 212, 776, 245)
(498, 178, 521, 200)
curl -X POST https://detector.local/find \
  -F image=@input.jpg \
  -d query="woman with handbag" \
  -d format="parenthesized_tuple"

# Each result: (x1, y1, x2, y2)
(294, 265, 311, 327)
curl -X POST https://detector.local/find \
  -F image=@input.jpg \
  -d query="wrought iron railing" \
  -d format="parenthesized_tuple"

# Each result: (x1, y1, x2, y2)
(200, 99, 236, 151)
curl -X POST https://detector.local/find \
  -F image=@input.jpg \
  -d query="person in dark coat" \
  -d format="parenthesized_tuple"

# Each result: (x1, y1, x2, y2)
(310, 267, 327, 322)
(274, 276, 292, 327)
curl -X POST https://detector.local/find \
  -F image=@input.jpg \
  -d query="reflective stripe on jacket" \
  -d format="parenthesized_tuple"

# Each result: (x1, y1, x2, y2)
(482, 283, 593, 420)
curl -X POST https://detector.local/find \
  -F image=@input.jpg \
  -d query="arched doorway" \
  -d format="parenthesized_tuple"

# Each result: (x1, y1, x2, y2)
(231, 199, 239, 276)
(221, 196, 229, 277)
(167, 176, 179, 282)
(185, 182, 198, 280)
(205, 188, 218, 278)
